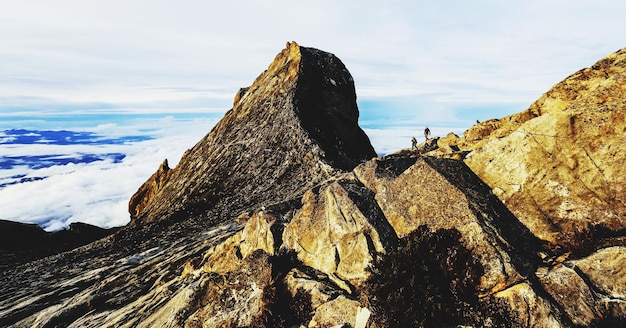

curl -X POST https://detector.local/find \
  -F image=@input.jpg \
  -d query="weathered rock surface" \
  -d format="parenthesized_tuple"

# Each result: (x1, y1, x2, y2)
(354, 157, 537, 295)
(1, 44, 626, 328)
(129, 41, 375, 224)
(537, 245, 626, 326)
(463, 48, 626, 254)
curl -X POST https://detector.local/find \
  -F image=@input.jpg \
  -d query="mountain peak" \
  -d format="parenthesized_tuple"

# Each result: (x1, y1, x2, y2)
(3, 44, 626, 328)
(129, 42, 376, 224)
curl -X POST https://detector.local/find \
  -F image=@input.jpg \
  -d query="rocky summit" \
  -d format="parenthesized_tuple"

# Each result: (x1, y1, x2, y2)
(128, 41, 375, 225)
(1, 43, 625, 327)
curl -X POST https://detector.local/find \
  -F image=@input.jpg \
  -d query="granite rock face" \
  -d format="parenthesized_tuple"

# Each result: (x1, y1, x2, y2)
(463, 48, 626, 254)
(1, 44, 626, 327)
(281, 178, 395, 288)
(129, 41, 375, 224)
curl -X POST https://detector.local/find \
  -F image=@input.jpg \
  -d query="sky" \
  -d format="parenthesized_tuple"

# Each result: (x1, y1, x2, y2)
(1, 1, 625, 230)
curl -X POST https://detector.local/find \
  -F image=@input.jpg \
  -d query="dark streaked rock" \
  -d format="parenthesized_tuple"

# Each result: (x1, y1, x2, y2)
(129, 41, 375, 225)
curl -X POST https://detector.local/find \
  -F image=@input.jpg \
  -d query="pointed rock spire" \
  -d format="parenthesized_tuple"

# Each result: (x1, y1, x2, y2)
(130, 42, 376, 224)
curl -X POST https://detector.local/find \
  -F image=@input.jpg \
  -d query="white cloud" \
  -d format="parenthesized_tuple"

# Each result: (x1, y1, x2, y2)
(0, 109, 453, 230)
(0, 117, 216, 231)
(2, 0, 625, 125)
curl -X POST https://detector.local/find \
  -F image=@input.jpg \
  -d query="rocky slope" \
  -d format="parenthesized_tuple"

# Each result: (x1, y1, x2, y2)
(128, 41, 375, 225)
(1, 43, 625, 327)
(0, 220, 118, 271)
(439, 48, 626, 255)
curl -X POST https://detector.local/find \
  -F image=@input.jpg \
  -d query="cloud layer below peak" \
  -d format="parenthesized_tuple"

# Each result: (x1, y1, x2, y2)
(0, 115, 217, 231)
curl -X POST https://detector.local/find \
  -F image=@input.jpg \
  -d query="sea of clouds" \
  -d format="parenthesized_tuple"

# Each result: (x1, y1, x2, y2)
(0, 115, 219, 231)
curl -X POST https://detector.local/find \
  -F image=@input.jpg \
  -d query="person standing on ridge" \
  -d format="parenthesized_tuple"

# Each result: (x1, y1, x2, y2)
(411, 137, 417, 150)
(424, 127, 431, 140)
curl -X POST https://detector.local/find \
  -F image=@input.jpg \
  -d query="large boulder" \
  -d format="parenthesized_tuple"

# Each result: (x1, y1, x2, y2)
(281, 178, 396, 288)
(354, 156, 540, 295)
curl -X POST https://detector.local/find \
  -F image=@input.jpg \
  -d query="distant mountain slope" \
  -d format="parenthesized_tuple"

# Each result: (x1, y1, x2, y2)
(0, 220, 118, 271)
(462, 48, 626, 254)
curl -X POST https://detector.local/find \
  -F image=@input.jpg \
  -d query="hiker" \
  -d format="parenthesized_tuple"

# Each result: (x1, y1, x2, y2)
(411, 137, 417, 150)
(424, 127, 431, 140)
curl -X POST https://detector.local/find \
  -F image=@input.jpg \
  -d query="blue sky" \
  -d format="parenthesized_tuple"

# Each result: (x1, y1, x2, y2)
(1, 1, 626, 230)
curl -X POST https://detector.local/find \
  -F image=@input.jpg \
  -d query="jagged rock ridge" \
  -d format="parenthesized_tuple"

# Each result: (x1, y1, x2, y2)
(129, 41, 375, 224)
(1, 44, 625, 327)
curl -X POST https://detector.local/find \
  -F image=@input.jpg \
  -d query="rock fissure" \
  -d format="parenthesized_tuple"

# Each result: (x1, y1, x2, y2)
(572, 264, 626, 302)
(483, 278, 529, 297)
(530, 194, 562, 234)
(583, 148, 606, 179)
(528, 273, 577, 327)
